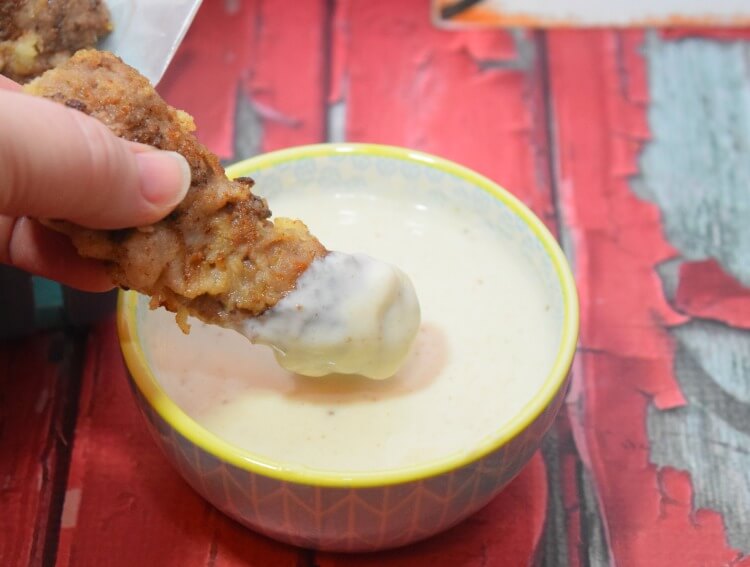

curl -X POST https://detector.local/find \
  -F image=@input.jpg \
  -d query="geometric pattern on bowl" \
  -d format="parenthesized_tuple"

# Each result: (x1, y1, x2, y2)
(129, 376, 568, 551)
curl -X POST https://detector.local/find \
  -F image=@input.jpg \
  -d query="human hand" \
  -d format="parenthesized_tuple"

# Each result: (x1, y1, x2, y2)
(0, 75, 190, 291)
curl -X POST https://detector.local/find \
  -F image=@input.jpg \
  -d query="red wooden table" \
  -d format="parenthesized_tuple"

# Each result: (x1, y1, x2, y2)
(3, 2, 750, 565)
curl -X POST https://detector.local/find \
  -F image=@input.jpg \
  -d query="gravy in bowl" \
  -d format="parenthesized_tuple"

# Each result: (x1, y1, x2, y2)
(139, 180, 562, 473)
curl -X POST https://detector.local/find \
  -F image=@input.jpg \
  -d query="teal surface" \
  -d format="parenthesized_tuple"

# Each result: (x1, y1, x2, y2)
(32, 277, 64, 329)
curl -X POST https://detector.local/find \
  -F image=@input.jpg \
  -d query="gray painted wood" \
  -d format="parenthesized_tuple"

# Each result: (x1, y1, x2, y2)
(227, 83, 263, 164)
(634, 32, 750, 550)
(636, 33, 750, 286)
(541, 424, 572, 567)
(648, 321, 750, 549)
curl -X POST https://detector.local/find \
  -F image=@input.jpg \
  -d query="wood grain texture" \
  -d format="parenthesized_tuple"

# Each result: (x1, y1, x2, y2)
(156, 0, 257, 160)
(333, 0, 556, 229)
(636, 35, 750, 286)
(635, 32, 750, 552)
(157, 0, 328, 160)
(0, 332, 83, 566)
(648, 321, 750, 550)
(548, 29, 747, 565)
(56, 321, 552, 567)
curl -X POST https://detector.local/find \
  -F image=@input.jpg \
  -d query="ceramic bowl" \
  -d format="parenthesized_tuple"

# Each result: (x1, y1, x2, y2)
(117, 143, 579, 552)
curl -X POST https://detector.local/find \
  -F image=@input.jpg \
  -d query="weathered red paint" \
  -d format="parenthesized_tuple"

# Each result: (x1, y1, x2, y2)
(675, 260, 750, 329)
(335, 0, 556, 230)
(158, 0, 327, 159)
(157, 1, 256, 159)
(0, 334, 74, 566)
(12, 2, 750, 564)
(549, 29, 742, 565)
(245, 0, 328, 153)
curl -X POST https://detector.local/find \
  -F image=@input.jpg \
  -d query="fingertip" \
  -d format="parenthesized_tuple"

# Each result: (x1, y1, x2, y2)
(136, 150, 191, 215)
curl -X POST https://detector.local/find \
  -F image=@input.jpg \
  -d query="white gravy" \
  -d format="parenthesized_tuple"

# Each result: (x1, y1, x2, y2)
(141, 186, 560, 472)
(237, 251, 420, 379)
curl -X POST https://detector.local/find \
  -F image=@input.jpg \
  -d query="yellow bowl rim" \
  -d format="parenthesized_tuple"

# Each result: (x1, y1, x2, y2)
(118, 142, 579, 488)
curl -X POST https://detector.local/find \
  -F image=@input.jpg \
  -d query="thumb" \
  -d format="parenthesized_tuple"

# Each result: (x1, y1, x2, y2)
(0, 90, 191, 229)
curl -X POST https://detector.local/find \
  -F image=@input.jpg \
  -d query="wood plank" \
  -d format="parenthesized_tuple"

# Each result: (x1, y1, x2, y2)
(156, 0, 258, 160)
(326, 2, 574, 564)
(0, 332, 83, 566)
(55, 1, 329, 564)
(547, 29, 747, 565)
(158, 0, 328, 160)
(635, 32, 750, 552)
(244, 0, 329, 153)
(334, 0, 557, 229)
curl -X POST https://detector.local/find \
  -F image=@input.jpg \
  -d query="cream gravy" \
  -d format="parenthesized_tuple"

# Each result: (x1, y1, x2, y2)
(141, 186, 560, 472)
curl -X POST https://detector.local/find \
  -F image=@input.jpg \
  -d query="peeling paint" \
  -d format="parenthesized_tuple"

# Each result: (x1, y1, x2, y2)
(638, 35, 750, 286)
(157, 0, 327, 159)
(335, 0, 555, 229)
(549, 29, 744, 565)
(648, 322, 750, 549)
(60, 488, 81, 529)
(675, 260, 750, 329)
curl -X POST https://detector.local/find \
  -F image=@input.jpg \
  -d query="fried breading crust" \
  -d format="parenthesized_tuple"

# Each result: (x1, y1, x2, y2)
(1, 1, 111, 83)
(24, 50, 327, 331)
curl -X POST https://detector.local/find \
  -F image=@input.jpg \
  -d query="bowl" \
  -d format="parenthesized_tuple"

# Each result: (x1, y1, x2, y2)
(117, 143, 579, 552)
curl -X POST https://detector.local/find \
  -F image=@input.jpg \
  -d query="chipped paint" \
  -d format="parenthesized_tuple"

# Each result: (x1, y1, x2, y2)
(635, 32, 750, 550)
(638, 35, 750, 286)
(157, 0, 327, 160)
(0, 334, 79, 565)
(549, 29, 744, 565)
(674, 260, 750, 329)
(60, 489, 81, 529)
(648, 321, 750, 548)
(333, 0, 555, 229)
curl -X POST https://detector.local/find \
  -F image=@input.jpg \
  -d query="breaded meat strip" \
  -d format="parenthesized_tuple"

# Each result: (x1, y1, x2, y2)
(24, 50, 327, 331)
(1, 0, 111, 83)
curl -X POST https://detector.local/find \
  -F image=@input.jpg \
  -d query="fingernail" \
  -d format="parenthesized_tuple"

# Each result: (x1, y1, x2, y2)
(136, 151, 191, 208)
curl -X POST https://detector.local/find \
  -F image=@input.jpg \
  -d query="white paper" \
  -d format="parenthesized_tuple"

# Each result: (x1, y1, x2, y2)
(99, 0, 203, 85)
(437, 0, 750, 26)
